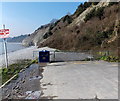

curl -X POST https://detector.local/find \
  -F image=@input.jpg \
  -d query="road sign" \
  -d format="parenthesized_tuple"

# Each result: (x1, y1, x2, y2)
(0, 29, 9, 38)
(0, 29, 9, 35)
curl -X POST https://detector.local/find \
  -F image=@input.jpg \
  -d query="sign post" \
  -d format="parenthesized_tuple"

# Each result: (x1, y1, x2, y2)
(0, 25, 9, 68)
(3, 25, 8, 68)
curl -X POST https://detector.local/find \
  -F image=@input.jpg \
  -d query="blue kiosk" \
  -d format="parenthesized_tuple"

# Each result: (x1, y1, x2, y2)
(39, 50, 50, 63)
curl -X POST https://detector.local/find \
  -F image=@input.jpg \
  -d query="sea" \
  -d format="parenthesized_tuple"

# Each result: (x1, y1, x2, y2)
(0, 42, 26, 55)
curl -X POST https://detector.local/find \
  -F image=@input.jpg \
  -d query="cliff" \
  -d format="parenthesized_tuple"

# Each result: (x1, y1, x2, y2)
(22, 1, 120, 52)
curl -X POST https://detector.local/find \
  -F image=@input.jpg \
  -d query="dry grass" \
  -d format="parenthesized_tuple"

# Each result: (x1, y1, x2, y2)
(38, 3, 119, 54)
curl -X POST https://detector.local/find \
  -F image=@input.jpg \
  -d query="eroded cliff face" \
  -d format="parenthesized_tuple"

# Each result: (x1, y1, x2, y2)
(22, 15, 73, 47)
(22, 23, 53, 46)
(22, 1, 120, 52)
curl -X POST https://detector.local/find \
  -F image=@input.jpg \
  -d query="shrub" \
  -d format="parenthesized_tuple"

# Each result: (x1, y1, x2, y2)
(43, 31, 53, 39)
(49, 24, 54, 30)
(95, 30, 113, 45)
(95, 7, 105, 19)
(75, 2, 92, 17)
(84, 8, 95, 22)
(76, 8, 85, 17)
(54, 19, 61, 27)
(109, 2, 118, 6)
(84, 2, 92, 8)
(84, 7, 105, 22)
(100, 55, 119, 62)
(97, 30, 113, 38)
(32, 59, 38, 63)
(92, 2, 99, 5)
(63, 15, 73, 24)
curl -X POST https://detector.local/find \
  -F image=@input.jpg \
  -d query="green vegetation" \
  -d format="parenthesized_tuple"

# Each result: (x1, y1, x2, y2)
(49, 19, 61, 31)
(77, 29, 113, 49)
(84, 7, 105, 22)
(84, 2, 119, 22)
(95, 30, 113, 45)
(95, 51, 120, 62)
(92, 2, 99, 5)
(63, 15, 73, 24)
(84, 8, 96, 22)
(31, 59, 38, 64)
(49, 24, 55, 30)
(95, 7, 105, 19)
(100, 55, 119, 62)
(74, 2, 92, 17)
(1, 59, 33, 84)
(108, 2, 119, 6)
(43, 31, 53, 39)
(74, 2, 100, 17)
(54, 19, 61, 26)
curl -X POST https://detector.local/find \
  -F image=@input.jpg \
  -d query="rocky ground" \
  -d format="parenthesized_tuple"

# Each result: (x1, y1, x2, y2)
(2, 64, 42, 99)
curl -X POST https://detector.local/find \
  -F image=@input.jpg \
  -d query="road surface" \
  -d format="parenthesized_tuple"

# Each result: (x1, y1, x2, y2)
(1, 61, 118, 100)
(41, 61, 118, 99)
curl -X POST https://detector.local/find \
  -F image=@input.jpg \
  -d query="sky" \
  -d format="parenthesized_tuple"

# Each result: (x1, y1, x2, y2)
(2, 2, 83, 37)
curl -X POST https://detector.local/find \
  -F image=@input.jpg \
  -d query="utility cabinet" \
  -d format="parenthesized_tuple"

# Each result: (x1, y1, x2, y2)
(39, 50, 50, 63)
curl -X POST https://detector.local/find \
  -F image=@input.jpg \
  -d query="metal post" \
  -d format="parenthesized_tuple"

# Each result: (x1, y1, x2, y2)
(3, 24, 8, 68)
(54, 51, 55, 61)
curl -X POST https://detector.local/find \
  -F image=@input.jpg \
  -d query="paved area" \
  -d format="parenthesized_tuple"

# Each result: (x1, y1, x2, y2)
(1, 61, 118, 100)
(41, 61, 118, 99)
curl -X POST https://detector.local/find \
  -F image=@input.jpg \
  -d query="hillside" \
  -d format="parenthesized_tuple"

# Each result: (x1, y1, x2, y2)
(22, 2, 120, 53)
(0, 35, 27, 43)
(22, 23, 55, 46)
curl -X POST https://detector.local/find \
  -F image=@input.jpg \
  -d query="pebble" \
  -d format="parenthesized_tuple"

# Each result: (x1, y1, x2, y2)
(2, 64, 41, 99)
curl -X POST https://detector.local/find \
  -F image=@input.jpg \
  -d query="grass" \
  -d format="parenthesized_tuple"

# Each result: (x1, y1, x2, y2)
(0, 59, 34, 85)
(94, 51, 120, 62)
(99, 55, 120, 62)
(80, 51, 119, 62)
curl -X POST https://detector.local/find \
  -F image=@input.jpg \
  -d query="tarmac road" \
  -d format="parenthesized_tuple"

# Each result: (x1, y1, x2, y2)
(41, 61, 118, 99)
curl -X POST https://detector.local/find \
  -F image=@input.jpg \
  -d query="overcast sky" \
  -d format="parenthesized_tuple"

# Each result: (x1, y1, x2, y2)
(2, 2, 84, 37)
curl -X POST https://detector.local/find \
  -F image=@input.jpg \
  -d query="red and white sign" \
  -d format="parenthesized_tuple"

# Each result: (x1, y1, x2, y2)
(0, 29, 9, 38)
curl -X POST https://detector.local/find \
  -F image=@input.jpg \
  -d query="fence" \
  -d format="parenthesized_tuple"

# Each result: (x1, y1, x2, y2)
(33, 50, 93, 62)
(33, 50, 118, 62)
(91, 50, 119, 60)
